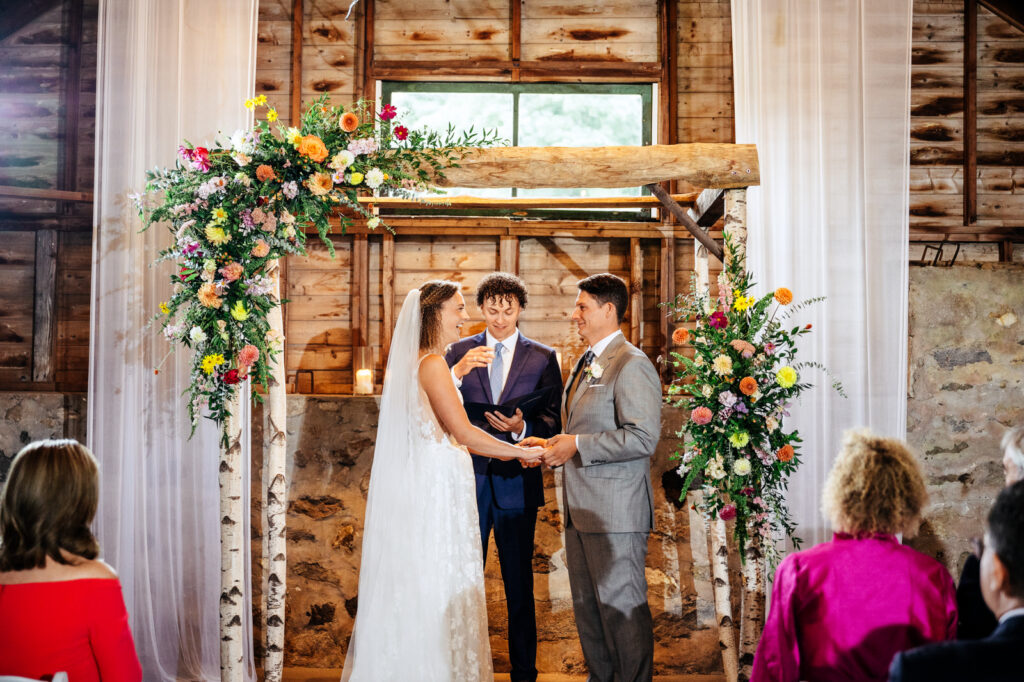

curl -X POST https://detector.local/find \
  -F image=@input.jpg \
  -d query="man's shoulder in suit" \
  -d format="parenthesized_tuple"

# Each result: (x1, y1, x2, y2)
(445, 332, 486, 364)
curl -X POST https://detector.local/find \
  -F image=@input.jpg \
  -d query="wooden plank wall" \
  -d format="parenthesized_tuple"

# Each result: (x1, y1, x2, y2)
(911, 0, 1024, 241)
(677, 1, 733, 144)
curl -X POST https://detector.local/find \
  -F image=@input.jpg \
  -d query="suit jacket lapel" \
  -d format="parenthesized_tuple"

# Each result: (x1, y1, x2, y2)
(497, 334, 531, 404)
(562, 353, 589, 425)
(568, 334, 626, 419)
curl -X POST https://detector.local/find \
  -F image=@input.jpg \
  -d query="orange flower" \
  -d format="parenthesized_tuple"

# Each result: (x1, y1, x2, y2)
(340, 111, 359, 132)
(671, 327, 689, 345)
(197, 282, 222, 308)
(739, 376, 758, 396)
(256, 164, 276, 182)
(297, 134, 328, 162)
(251, 239, 270, 258)
(776, 444, 795, 462)
(305, 172, 333, 196)
(774, 287, 793, 305)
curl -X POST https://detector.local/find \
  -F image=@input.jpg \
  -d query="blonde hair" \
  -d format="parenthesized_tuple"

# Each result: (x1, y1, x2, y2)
(822, 429, 927, 536)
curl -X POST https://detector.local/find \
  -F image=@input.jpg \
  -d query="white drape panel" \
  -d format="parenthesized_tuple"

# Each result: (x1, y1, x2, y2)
(732, 0, 912, 546)
(89, 1, 258, 678)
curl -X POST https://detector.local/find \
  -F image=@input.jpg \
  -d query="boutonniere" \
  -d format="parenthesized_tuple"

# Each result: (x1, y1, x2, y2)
(583, 361, 603, 383)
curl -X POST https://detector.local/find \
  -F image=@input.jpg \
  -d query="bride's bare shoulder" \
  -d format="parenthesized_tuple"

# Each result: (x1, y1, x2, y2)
(417, 353, 448, 380)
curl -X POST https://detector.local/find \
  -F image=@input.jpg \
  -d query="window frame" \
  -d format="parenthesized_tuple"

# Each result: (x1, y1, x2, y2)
(380, 81, 655, 221)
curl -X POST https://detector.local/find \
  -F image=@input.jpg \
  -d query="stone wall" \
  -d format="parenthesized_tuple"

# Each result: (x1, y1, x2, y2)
(905, 263, 1024, 576)
(0, 392, 86, 483)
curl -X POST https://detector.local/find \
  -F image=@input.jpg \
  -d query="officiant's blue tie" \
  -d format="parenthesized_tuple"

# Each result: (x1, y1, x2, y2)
(490, 342, 504, 402)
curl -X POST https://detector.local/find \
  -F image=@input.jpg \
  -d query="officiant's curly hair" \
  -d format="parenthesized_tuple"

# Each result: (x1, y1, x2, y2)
(419, 279, 461, 351)
(0, 439, 101, 571)
(477, 272, 528, 308)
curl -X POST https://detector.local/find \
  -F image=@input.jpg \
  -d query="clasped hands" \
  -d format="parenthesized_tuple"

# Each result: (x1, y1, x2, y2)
(516, 434, 577, 468)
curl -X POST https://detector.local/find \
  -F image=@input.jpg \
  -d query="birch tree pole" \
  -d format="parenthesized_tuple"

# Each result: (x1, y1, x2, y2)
(263, 260, 288, 682)
(220, 390, 246, 682)
(739, 535, 767, 680)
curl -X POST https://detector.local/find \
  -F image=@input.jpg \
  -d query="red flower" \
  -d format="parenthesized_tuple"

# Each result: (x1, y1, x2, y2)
(709, 311, 729, 329)
(393, 125, 409, 141)
(222, 369, 241, 385)
(805, 323, 813, 330)
(379, 104, 397, 121)
(179, 266, 190, 281)
(719, 504, 737, 521)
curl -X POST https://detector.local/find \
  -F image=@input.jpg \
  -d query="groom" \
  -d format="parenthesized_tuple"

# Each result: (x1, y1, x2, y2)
(524, 273, 662, 682)
(445, 272, 563, 682)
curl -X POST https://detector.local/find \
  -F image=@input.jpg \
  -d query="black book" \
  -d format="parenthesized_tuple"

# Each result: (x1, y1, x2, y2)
(463, 385, 556, 423)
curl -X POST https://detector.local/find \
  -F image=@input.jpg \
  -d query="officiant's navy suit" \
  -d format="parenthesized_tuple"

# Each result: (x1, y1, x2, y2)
(446, 330, 562, 682)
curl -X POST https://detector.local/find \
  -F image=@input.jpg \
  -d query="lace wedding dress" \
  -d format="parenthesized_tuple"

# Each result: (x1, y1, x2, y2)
(341, 290, 492, 682)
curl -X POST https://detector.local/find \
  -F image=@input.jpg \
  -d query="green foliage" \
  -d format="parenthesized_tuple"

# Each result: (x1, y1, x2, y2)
(663, 235, 843, 565)
(137, 95, 501, 444)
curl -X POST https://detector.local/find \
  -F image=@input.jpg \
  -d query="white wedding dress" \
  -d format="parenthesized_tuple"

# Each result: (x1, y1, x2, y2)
(341, 290, 492, 682)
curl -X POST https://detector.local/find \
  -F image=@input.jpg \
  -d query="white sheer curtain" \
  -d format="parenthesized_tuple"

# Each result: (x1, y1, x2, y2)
(89, 1, 258, 678)
(731, 0, 912, 546)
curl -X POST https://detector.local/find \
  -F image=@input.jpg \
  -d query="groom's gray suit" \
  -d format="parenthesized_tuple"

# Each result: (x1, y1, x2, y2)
(561, 331, 662, 682)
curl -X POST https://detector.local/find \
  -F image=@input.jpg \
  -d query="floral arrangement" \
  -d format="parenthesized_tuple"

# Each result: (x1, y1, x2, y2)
(665, 237, 842, 563)
(136, 95, 500, 441)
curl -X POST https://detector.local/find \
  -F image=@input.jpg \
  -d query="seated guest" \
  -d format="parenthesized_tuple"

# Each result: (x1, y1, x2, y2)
(956, 425, 1023, 640)
(751, 430, 956, 682)
(889, 480, 1024, 682)
(0, 439, 142, 681)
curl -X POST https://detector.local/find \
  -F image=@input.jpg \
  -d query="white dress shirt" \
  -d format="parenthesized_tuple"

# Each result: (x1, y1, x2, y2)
(999, 606, 1024, 623)
(451, 328, 526, 440)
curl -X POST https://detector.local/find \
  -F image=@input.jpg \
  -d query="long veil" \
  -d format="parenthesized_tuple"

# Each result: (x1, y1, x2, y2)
(342, 289, 436, 679)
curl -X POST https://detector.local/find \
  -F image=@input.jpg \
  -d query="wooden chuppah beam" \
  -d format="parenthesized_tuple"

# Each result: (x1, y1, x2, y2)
(425, 143, 760, 190)
(648, 183, 725, 261)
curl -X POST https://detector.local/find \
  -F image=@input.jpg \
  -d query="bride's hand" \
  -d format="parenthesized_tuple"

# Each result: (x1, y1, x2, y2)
(517, 446, 545, 466)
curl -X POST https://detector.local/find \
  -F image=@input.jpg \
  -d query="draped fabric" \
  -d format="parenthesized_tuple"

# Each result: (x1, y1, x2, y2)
(89, 1, 258, 677)
(731, 0, 913, 545)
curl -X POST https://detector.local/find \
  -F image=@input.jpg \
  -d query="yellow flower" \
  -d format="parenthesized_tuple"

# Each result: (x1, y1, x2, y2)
(712, 354, 733, 376)
(267, 109, 278, 122)
(733, 292, 755, 312)
(159, 302, 170, 315)
(201, 353, 225, 375)
(244, 98, 255, 110)
(285, 127, 301, 145)
(349, 171, 364, 185)
(255, 94, 267, 106)
(205, 225, 230, 245)
(230, 300, 249, 321)
(776, 366, 798, 388)
(729, 431, 750, 448)
(211, 207, 227, 223)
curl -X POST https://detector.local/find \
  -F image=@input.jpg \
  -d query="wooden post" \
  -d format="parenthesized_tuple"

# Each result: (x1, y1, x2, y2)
(382, 232, 395, 362)
(499, 235, 519, 274)
(32, 230, 57, 383)
(219, 391, 246, 682)
(58, 0, 83, 216)
(352, 235, 369, 391)
(629, 238, 643, 346)
(263, 261, 288, 682)
(290, 0, 303, 126)
(361, 0, 375, 103)
(660, 237, 675, 383)
(964, 0, 977, 225)
(510, 0, 521, 82)
(649, 183, 725, 261)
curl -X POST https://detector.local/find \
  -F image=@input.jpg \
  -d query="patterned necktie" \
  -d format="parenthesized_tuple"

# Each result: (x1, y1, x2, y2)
(490, 342, 504, 403)
(568, 350, 595, 406)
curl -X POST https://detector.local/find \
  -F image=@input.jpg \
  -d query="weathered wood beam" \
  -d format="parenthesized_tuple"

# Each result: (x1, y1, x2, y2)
(324, 215, 723, 239)
(370, 60, 661, 82)
(32, 229, 58, 382)
(629, 238, 642, 346)
(648, 183, 724, 261)
(965, 0, 978, 225)
(290, 0, 303, 126)
(979, 0, 1024, 33)
(688, 188, 725, 228)
(361, 0, 375, 101)
(359, 193, 698, 210)
(426, 144, 759, 190)
(499, 235, 519, 274)
(0, 214, 92, 231)
(0, 0, 62, 42)
(0, 186, 93, 202)
(998, 239, 1015, 262)
(659, 237, 675, 384)
(510, 0, 521, 82)
(59, 0, 83, 215)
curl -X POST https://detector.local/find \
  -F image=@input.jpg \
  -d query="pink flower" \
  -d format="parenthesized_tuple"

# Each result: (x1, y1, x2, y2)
(690, 406, 713, 425)
(393, 125, 408, 141)
(219, 262, 244, 282)
(379, 104, 397, 121)
(237, 344, 260, 368)
(719, 503, 737, 521)
(709, 311, 729, 329)
(191, 147, 211, 172)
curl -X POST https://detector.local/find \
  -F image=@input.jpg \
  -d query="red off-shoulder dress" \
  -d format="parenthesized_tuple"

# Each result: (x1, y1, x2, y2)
(0, 578, 142, 681)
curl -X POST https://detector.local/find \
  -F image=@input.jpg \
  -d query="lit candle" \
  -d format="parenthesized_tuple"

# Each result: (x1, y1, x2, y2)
(354, 368, 373, 394)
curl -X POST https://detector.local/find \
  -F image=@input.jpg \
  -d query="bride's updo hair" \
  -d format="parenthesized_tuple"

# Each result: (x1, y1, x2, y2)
(419, 280, 460, 351)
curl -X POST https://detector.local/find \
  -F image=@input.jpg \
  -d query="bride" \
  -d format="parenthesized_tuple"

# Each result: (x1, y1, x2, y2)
(342, 280, 544, 681)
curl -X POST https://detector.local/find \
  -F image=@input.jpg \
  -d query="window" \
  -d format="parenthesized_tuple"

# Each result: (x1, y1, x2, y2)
(381, 82, 654, 218)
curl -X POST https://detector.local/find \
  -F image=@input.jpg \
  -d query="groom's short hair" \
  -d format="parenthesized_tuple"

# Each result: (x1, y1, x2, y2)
(477, 272, 528, 308)
(578, 273, 628, 323)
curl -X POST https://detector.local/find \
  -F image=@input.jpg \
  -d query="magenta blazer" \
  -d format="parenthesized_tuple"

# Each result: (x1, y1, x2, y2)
(751, 532, 957, 682)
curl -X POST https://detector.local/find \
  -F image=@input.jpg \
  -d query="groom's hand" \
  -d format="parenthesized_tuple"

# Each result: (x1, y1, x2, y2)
(541, 434, 577, 468)
(518, 436, 547, 448)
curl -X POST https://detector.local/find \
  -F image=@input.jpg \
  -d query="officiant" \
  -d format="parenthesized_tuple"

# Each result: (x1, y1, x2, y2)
(446, 272, 563, 682)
